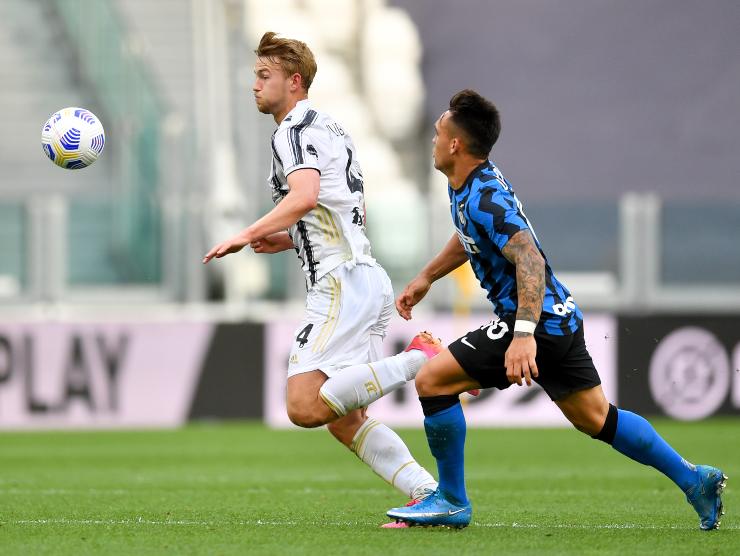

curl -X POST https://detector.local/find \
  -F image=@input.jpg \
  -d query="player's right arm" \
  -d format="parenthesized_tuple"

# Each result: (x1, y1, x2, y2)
(202, 169, 319, 263)
(396, 234, 468, 320)
(203, 124, 324, 264)
(500, 229, 544, 387)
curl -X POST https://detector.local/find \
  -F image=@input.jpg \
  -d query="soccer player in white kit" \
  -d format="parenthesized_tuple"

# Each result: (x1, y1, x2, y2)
(203, 32, 440, 503)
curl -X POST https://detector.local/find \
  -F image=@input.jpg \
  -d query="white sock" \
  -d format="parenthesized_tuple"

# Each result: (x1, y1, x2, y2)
(319, 350, 427, 416)
(351, 417, 438, 500)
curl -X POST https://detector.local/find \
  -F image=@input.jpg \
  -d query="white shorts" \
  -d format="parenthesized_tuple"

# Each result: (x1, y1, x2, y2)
(287, 262, 394, 378)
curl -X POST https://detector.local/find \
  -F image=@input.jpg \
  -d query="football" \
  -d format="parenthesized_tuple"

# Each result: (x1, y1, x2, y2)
(41, 107, 106, 169)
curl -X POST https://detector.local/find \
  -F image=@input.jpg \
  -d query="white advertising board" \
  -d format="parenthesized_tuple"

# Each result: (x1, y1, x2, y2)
(0, 322, 212, 429)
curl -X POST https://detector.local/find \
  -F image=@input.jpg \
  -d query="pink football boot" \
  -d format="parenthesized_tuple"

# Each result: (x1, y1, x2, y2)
(404, 331, 443, 359)
(405, 332, 481, 397)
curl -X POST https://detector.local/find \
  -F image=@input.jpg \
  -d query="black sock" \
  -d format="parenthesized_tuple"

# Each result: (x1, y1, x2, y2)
(419, 395, 460, 417)
(592, 403, 618, 444)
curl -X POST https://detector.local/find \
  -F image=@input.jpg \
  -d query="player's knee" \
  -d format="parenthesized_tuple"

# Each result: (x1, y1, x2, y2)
(287, 410, 324, 429)
(286, 404, 327, 429)
(414, 365, 448, 397)
(414, 365, 439, 397)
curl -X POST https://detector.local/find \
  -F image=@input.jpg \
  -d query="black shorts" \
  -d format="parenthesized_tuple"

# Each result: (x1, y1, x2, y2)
(448, 315, 601, 401)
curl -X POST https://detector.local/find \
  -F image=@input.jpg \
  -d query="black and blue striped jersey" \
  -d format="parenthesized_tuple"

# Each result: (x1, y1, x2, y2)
(449, 161, 582, 336)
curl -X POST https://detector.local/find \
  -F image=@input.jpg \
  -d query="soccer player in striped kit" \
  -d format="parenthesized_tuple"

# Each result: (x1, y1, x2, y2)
(204, 32, 448, 504)
(384, 89, 727, 530)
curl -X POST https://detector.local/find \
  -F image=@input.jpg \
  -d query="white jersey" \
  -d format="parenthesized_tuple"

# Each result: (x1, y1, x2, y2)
(268, 99, 375, 288)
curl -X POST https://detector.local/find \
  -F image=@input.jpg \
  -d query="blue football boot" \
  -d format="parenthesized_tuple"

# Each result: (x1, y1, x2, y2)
(684, 465, 728, 530)
(386, 488, 472, 529)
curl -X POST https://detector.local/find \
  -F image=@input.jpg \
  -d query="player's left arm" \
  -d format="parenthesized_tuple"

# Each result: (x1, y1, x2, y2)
(203, 169, 319, 263)
(501, 229, 545, 386)
(249, 231, 295, 254)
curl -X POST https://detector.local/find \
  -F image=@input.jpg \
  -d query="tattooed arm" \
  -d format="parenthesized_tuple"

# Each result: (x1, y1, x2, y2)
(501, 229, 545, 386)
(501, 229, 546, 332)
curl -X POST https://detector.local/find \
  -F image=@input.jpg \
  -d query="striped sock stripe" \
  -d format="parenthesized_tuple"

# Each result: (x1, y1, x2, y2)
(318, 389, 346, 417)
(390, 461, 415, 488)
(351, 418, 380, 457)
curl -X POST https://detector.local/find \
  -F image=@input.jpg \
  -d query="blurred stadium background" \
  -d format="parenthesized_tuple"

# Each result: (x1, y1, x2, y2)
(0, 0, 739, 430)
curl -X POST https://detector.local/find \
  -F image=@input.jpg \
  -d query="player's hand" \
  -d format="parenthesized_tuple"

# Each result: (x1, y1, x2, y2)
(202, 233, 250, 263)
(395, 275, 432, 320)
(504, 334, 539, 386)
(249, 232, 293, 254)
(250, 239, 276, 253)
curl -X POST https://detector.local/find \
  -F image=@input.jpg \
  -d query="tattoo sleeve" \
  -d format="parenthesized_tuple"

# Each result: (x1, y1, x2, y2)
(501, 230, 545, 335)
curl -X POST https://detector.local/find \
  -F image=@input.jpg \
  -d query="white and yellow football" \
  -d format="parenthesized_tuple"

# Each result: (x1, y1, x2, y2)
(41, 107, 105, 169)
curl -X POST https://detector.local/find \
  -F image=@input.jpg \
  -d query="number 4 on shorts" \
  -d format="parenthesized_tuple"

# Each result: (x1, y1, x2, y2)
(296, 324, 313, 348)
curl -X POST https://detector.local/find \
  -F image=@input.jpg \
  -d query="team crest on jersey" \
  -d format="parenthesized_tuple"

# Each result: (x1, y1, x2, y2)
(457, 201, 467, 226)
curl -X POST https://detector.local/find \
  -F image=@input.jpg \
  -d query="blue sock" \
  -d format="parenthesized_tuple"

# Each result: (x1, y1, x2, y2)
(613, 409, 697, 491)
(424, 402, 468, 506)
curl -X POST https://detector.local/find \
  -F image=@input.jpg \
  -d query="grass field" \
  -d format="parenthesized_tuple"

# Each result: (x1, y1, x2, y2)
(0, 419, 737, 555)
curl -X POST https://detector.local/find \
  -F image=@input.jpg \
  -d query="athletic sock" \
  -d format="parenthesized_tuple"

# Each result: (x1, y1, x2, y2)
(319, 350, 427, 416)
(420, 397, 468, 506)
(350, 417, 438, 499)
(606, 406, 698, 491)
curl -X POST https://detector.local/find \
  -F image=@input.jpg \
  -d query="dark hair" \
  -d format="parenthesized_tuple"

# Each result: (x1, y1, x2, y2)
(255, 32, 318, 91)
(448, 89, 501, 158)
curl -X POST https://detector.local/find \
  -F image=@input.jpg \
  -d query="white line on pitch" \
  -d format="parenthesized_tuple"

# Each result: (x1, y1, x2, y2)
(3, 518, 737, 530)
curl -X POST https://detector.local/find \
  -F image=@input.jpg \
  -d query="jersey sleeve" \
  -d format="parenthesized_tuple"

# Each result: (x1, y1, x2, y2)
(472, 186, 530, 251)
(273, 124, 327, 177)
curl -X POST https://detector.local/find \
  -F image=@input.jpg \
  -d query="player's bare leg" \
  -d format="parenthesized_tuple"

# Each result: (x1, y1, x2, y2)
(286, 370, 336, 428)
(286, 368, 438, 500)
(326, 407, 367, 447)
(557, 385, 727, 530)
(554, 385, 609, 435)
(414, 349, 482, 397)
(287, 334, 441, 427)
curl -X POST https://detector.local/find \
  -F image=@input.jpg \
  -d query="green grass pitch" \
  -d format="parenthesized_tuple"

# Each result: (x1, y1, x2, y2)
(1, 419, 737, 555)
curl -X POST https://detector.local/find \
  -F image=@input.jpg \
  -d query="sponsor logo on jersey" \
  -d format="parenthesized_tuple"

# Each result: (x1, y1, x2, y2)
(454, 228, 480, 254)
(552, 296, 576, 316)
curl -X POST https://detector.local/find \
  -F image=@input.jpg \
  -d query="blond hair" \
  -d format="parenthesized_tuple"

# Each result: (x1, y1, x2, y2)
(255, 32, 318, 91)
